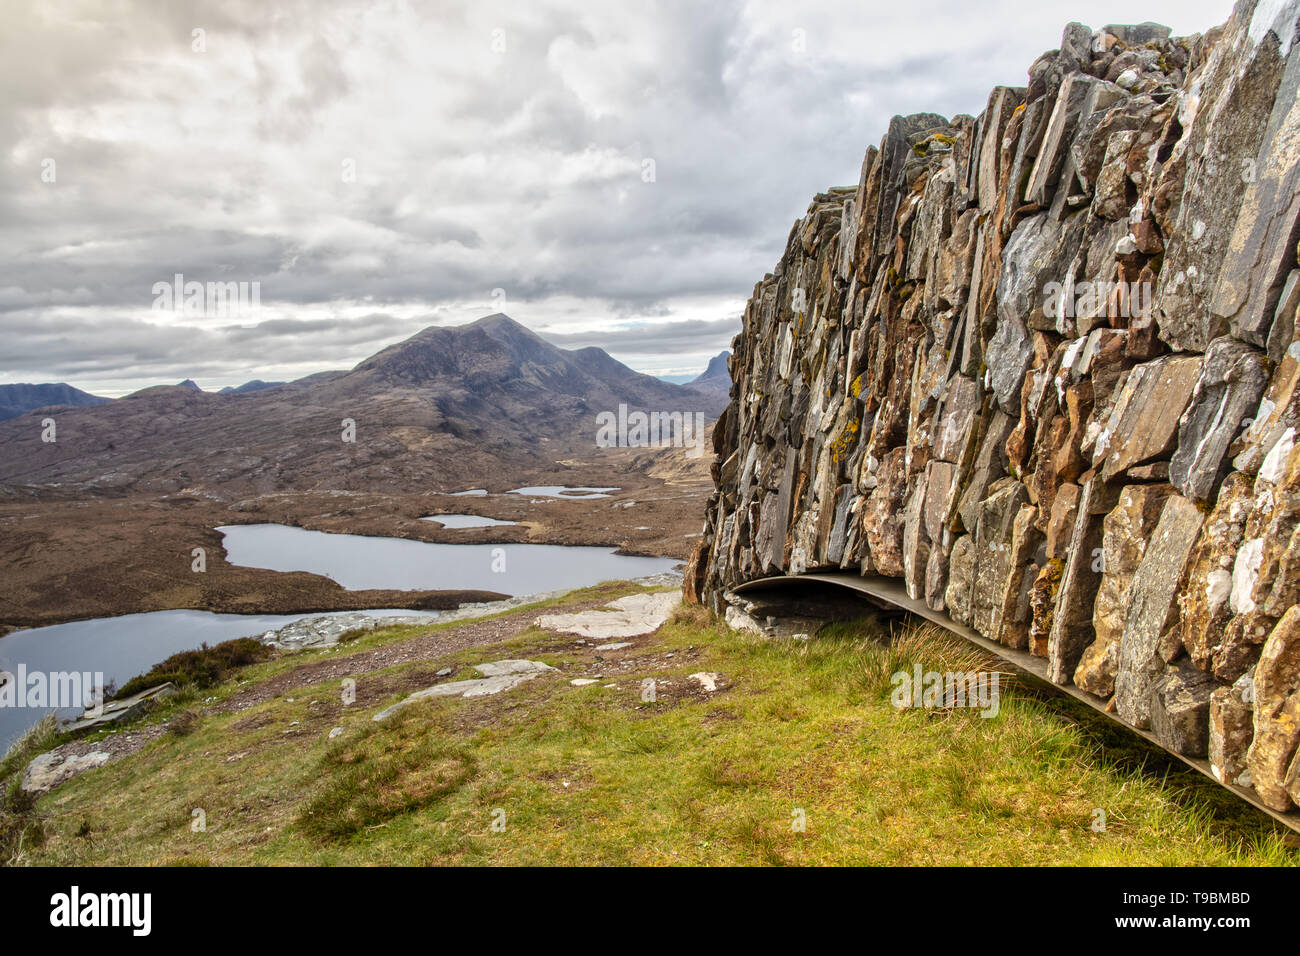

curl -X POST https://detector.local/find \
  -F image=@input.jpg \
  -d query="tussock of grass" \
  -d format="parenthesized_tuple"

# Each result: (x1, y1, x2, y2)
(298, 710, 476, 841)
(0, 712, 60, 784)
(0, 712, 61, 863)
(853, 622, 1007, 700)
(115, 637, 273, 699)
(669, 603, 713, 629)
(167, 709, 201, 737)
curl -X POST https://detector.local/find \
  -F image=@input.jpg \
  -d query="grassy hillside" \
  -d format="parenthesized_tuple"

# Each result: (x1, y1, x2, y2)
(4, 581, 1297, 866)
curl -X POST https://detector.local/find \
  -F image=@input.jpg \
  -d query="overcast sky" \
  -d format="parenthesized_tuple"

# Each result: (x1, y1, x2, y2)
(1, 0, 1235, 395)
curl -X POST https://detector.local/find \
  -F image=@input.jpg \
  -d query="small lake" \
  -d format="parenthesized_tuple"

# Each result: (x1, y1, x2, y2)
(0, 607, 440, 752)
(420, 514, 518, 528)
(0, 523, 678, 751)
(509, 485, 619, 499)
(217, 524, 677, 593)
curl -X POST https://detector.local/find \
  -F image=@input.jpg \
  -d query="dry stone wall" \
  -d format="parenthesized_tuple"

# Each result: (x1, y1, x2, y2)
(687, 3, 1300, 813)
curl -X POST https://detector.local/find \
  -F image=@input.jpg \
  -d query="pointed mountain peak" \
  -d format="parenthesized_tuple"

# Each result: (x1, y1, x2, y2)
(695, 351, 731, 383)
(469, 312, 523, 330)
(465, 313, 552, 347)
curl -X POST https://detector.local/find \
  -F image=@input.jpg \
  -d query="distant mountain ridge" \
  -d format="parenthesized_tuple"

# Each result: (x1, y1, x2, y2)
(0, 383, 110, 422)
(219, 380, 285, 395)
(0, 314, 727, 494)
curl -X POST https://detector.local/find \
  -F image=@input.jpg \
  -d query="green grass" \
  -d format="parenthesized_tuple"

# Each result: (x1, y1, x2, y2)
(9, 588, 1299, 866)
(298, 715, 476, 841)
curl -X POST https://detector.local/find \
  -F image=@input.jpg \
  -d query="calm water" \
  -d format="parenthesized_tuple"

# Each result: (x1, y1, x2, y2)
(217, 524, 676, 593)
(420, 514, 518, 528)
(0, 608, 439, 751)
(508, 485, 619, 499)
(1, 525, 677, 751)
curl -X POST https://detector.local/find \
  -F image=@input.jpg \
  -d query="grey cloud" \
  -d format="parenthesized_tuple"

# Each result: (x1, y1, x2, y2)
(0, 311, 426, 389)
(537, 317, 741, 353)
(0, 0, 1233, 391)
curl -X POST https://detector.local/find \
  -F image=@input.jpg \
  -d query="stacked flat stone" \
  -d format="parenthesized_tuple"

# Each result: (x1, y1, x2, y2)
(686, 3, 1300, 812)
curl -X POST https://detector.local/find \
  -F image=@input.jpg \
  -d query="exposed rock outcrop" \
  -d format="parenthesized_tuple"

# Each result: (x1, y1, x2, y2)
(535, 592, 680, 639)
(259, 612, 433, 650)
(63, 682, 177, 735)
(371, 659, 556, 721)
(22, 749, 113, 794)
(690, 3, 1300, 812)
